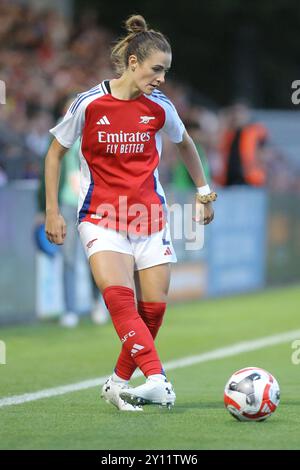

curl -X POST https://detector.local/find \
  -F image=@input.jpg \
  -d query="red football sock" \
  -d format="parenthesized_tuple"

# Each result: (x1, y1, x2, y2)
(138, 301, 166, 339)
(103, 286, 163, 379)
(114, 300, 166, 380)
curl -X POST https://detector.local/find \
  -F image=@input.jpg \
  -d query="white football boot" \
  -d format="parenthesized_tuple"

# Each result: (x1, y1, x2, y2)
(101, 376, 143, 411)
(120, 375, 176, 409)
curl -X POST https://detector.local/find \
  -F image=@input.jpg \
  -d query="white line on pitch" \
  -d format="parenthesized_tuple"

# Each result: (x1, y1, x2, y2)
(0, 329, 299, 408)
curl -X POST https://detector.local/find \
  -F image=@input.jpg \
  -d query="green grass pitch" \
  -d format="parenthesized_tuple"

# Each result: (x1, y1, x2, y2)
(0, 284, 299, 450)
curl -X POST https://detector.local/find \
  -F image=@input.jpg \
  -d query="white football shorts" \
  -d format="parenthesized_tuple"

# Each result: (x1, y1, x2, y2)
(78, 221, 177, 271)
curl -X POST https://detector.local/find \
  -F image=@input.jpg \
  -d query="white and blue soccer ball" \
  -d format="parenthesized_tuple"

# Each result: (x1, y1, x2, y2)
(224, 367, 280, 422)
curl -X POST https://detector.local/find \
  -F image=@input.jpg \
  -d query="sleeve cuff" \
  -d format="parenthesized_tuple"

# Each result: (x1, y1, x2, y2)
(49, 130, 72, 149)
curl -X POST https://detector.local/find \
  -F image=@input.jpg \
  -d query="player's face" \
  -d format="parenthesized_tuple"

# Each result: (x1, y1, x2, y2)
(133, 51, 172, 94)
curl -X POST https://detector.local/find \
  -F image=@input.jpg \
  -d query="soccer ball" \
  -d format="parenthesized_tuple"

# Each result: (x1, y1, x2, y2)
(224, 367, 280, 421)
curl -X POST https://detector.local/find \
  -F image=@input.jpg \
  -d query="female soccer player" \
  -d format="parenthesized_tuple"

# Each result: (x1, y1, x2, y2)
(44, 14, 216, 411)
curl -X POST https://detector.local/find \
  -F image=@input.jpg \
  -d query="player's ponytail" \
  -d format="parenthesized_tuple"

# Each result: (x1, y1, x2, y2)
(111, 14, 171, 76)
(125, 15, 148, 34)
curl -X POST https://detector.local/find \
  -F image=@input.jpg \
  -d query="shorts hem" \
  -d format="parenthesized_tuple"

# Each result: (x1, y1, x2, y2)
(134, 258, 177, 271)
(86, 247, 133, 260)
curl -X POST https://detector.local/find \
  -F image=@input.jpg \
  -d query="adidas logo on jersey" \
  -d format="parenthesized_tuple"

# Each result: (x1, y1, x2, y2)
(139, 116, 155, 124)
(97, 115, 110, 125)
(164, 247, 172, 256)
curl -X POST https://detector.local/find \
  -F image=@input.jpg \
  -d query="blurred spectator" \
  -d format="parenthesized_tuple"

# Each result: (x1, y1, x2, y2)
(36, 96, 109, 327)
(264, 148, 297, 193)
(216, 101, 268, 187)
(25, 112, 53, 160)
(0, 1, 298, 195)
(0, 2, 113, 180)
(37, 137, 110, 327)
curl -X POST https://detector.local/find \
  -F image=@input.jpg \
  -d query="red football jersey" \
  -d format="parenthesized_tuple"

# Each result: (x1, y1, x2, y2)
(50, 80, 185, 235)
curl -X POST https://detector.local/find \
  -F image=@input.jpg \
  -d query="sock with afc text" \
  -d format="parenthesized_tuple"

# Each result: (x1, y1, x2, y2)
(114, 300, 166, 380)
(103, 286, 164, 379)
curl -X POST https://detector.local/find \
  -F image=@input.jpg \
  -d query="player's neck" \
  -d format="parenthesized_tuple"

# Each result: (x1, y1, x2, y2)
(110, 75, 142, 101)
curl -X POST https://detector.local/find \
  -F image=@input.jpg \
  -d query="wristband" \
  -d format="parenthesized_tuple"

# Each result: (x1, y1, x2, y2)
(197, 185, 211, 196)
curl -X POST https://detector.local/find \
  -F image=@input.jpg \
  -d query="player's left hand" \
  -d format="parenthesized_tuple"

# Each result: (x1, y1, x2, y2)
(193, 200, 214, 225)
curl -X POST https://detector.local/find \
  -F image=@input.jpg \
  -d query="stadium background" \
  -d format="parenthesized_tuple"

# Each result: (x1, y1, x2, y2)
(0, 0, 300, 451)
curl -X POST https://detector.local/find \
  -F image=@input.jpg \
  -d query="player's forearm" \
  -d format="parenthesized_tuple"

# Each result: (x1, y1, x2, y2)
(44, 139, 67, 214)
(177, 132, 208, 188)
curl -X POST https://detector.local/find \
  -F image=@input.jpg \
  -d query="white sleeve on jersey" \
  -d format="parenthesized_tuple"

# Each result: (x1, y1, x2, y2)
(148, 91, 185, 143)
(49, 97, 86, 148)
(162, 100, 185, 143)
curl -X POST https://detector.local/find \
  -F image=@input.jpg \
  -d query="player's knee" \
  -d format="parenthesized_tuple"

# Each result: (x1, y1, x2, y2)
(100, 278, 133, 292)
(138, 290, 168, 303)
(138, 301, 166, 335)
(91, 270, 134, 293)
(102, 285, 136, 321)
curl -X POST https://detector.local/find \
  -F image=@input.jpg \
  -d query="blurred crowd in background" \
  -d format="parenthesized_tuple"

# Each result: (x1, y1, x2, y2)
(0, 2, 299, 193)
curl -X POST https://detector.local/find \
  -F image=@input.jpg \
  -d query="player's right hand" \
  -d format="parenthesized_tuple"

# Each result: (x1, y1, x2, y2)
(45, 212, 67, 245)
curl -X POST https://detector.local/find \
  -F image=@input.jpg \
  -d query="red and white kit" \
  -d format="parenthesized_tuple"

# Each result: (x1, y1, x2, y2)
(50, 80, 185, 268)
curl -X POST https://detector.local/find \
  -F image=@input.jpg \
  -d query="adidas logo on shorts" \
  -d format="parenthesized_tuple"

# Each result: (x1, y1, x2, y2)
(164, 247, 172, 256)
